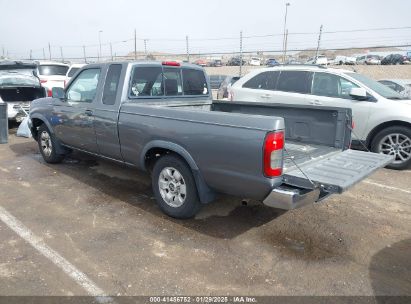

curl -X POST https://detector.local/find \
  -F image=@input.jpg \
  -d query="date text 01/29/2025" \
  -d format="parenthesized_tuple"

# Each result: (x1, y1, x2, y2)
(149, 296, 257, 303)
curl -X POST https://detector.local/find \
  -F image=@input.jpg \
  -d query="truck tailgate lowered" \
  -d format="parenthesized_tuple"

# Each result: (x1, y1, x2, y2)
(283, 149, 394, 194)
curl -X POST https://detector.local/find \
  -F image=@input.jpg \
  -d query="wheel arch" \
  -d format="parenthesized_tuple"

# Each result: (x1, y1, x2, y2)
(141, 140, 215, 204)
(366, 120, 411, 148)
(30, 114, 54, 141)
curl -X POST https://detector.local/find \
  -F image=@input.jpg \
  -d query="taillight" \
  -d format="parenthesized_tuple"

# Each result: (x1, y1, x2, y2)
(47, 89, 52, 97)
(263, 131, 284, 177)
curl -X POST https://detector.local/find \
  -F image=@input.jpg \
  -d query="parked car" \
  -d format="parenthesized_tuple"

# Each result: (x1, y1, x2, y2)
(28, 61, 390, 218)
(194, 59, 207, 67)
(65, 63, 86, 85)
(266, 58, 279, 67)
(227, 57, 246, 66)
(216, 75, 240, 99)
(230, 65, 411, 169)
(306, 55, 328, 65)
(0, 61, 46, 122)
(381, 54, 410, 65)
(208, 59, 222, 67)
(209, 74, 227, 90)
(378, 79, 411, 99)
(249, 57, 261, 66)
(356, 55, 381, 65)
(334, 56, 356, 65)
(35, 61, 69, 95)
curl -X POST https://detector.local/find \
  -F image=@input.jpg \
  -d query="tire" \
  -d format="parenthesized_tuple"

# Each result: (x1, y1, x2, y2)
(37, 124, 65, 164)
(371, 126, 411, 170)
(152, 154, 202, 219)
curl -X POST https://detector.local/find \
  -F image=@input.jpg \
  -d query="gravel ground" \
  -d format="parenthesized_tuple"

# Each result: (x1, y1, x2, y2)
(0, 133, 410, 299)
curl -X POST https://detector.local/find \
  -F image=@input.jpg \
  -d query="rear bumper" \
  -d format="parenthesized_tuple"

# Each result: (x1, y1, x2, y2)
(263, 186, 320, 210)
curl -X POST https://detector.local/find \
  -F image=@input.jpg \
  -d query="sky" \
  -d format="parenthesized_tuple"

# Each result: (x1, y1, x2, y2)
(1, 0, 411, 60)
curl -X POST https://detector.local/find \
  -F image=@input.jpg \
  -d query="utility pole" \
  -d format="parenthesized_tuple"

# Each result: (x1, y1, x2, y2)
(29, 49, 32, 60)
(134, 29, 137, 60)
(284, 29, 289, 62)
(186, 35, 190, 62)
(315, 25, 323, 62)
(60, 46, 64, 62)
(42, 48, 46, 60)
(2, 46, 4, 58)
(48, 42, 51, 60)
(83, 45, 87, 63)
(144, 39, 148, 60)
(110, 42, 113, 61)
(282, 2, 291, 63)
(239, 31, 243, 77)
(98, 30, 103, 62)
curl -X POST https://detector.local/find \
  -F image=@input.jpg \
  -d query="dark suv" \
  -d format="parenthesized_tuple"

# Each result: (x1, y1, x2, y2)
(381, 54, 410, 65)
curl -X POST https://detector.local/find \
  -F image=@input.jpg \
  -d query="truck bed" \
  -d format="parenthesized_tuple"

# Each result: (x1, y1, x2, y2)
(284, 141, 340, 172)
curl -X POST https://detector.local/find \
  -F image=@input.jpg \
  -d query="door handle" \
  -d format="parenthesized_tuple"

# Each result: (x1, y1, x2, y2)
(84, 109, 93, 116)
(309, 100, 322, 105)
(260, 94, 271, 99)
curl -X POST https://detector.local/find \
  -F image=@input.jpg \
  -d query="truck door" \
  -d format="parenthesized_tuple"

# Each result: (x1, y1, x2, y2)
(93, 64, 124, 160)
(53, 68, 101, 152)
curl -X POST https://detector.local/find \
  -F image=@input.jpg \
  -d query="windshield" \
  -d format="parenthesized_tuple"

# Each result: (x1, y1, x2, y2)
(346, 72, 404, 100)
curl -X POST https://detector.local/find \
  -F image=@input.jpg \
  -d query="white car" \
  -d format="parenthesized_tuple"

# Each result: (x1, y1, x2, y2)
(334, 55, 356, 65)
(36, 61, 70, 95)
(66, 63, 86, 86)
(249, 57, 261, 66)
(378, 79, 411, 99)
(230, 65, 411, 169)
(306, 55, 328, 66)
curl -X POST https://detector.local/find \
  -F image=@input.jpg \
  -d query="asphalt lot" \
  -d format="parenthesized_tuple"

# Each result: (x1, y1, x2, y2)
(0, 132, 410, 298)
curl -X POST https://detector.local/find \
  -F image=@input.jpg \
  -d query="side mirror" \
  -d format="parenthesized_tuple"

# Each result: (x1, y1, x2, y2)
(349, 87, 368, 100)
(52, 87, 65, 99)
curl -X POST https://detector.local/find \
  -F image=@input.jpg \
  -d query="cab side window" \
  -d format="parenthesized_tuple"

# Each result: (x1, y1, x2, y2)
(311, 72, 359, 99)
(102, 64, 122, 105)
(66, 69, 100, 102)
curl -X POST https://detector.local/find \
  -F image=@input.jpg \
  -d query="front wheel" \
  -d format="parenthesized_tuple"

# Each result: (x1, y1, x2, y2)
(37, 124, 65, 164)
(152, 155, 202, 219)
(371, 126, 411, 170)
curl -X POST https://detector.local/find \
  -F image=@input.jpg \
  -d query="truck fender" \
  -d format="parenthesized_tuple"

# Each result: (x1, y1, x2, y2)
(140, 140, 215, 204)
(29, 113, 68, 155)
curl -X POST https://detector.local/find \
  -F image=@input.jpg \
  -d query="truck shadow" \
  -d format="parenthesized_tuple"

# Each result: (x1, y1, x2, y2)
(9, 141, 284, 239)
(369, 238, 411, 298)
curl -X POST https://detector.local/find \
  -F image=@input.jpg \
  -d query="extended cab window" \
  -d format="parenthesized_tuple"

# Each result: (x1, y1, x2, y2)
(277, 71, 313, 94)
(66, 68, 100, 102)
(103, 64, 122, 105)
(182, 69, 208, 95)
(130, 67, 163, 97)
(242, 71, 279, 90)
(312, 72, 359, 99)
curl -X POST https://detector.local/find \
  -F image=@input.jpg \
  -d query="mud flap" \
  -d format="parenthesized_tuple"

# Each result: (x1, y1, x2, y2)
(283, 149, 394, 193)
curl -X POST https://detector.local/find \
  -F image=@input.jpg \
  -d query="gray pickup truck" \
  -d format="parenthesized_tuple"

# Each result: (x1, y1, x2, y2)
(29, 61, 392, 218)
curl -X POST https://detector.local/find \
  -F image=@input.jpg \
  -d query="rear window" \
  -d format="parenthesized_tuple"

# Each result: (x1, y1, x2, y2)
(129, 66, 208, 98)
(38, 65, 69, 76)
(277, 71, 313, 94)
(68, 67, 80, 77)
(182, 69, 208, 95)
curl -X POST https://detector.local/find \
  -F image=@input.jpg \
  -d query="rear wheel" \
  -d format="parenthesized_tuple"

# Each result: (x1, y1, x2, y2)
(152, 155, 202, 219)
(371, 126, 411, 170)
(37, 124, 65, 163)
